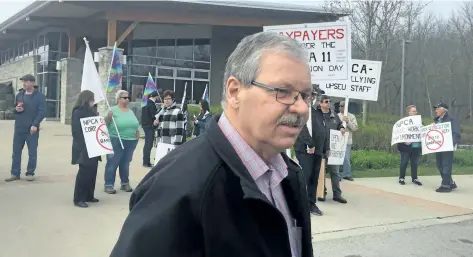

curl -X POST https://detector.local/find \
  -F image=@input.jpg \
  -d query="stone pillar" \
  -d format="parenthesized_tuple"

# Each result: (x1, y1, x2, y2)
(97, 46, 124, 116)
(59, 58, 83, 125)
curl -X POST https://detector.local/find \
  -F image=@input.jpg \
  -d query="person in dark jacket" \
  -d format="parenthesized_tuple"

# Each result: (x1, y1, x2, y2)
(141, 91, 159, 167)
(71, 90, 101, 208)
(433, 103, 460, 193)
(6, 74, 46, 182)
(397, 105, 423, 186)
(193, 99, 212, 137)
(110, 32, 313, 257)
(313, 95, 347, 204)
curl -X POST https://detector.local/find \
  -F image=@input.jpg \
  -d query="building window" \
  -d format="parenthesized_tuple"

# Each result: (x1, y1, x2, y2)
(157, 39, 175, 59)
(176, 39, 193, 61)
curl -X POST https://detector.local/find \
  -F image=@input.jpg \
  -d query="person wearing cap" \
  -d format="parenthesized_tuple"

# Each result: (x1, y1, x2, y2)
(6, 74, 46, 182)
(141, 91, 160, 168)
(433, 103, 460, 193)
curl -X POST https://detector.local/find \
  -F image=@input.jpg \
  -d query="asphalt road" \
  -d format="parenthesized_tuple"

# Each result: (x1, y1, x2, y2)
(316, 219, 473, 257)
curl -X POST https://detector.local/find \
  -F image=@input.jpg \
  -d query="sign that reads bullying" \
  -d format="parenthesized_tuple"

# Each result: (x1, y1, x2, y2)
(327, 129, 349, 165)
(391, 115, 422, 145)
(420, 122, 454, 155)
(264, 20, 351, 81)
(80, 116, 114, 158)
(321, 59, 382, 101)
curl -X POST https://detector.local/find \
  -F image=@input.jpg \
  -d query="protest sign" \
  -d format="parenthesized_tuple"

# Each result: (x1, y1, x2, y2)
(320, 59, 382, 101)
(391, 115, 422, 145)
(420, 122, 454, 155)
(80, 116, 114, 158)
(264, 20, 351, 81)
(154, 142, 176, 166)
(327, 129, 349, 165)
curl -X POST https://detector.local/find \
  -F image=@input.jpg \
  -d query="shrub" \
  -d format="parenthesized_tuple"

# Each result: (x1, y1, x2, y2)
(351, 150, 399, 170)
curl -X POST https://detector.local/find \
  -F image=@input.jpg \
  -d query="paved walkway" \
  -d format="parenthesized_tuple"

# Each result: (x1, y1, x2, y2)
(0, 120, 472, 257)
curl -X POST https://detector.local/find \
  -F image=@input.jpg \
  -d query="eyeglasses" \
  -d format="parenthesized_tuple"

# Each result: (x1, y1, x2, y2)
(339, 105, 345, 107)
(251, 81, 312, 106)
(121, 97, 130, 100)
(322, 100, 331, 104)
(163, 98, 173, 101)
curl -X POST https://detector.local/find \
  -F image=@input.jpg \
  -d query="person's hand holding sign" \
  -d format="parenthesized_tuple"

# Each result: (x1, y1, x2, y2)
(342, 116, 349, 122)
(307, 147, 315, 154)
(340, 128, 346, 136)
(153, 120, 159, 126)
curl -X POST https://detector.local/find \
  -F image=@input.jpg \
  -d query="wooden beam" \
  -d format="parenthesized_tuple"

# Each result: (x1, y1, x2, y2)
(116, 21, 139, 47)
(106, 10, 311, 27)
(107, 19, 117, 47)
(67, 31, 77, 58)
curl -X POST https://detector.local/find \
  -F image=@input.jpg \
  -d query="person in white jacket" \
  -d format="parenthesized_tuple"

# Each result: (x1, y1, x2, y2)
(338, 101, 358, 181)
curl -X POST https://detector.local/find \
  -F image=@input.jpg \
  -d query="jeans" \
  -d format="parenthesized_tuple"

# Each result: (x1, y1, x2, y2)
(296, 152, 322, 205)
(11, 131, 39, 177)
(399, 150, 420, 180)
(340, 144, 352, 178)
(324, 160, 342, 197)
(104, 137, 138, 187)
(436, 151, 454, 187)
(142, 127, 155, 165)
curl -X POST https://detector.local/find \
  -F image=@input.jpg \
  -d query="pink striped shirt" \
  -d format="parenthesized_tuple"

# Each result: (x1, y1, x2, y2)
(218, 113, 301, 257)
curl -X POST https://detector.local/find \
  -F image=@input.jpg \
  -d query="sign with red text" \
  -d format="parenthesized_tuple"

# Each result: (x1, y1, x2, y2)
(420, 122, 454, 155)
(264, 20, 351, 81)
(80, 116, 114, 158)
(320, 59, 382, 101)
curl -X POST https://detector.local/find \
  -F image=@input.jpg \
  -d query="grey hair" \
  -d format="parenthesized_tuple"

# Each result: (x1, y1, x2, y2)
(221, 31, 308, 108)
(116, 89, 129, 103)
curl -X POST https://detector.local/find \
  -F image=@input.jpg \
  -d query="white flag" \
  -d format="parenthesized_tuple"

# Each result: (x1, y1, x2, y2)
(81, 38, 105, 103)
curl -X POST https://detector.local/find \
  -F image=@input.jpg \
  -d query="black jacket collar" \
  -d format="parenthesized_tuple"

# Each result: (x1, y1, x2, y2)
(205, 114, 302, 204)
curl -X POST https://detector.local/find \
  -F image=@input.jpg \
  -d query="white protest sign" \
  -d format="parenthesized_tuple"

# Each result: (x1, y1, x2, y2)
(328, 129, 349, 165)
(320, 59, 382, 101)
(80, 116, 114, 158)
(154, 142, 176, 165)
(391, 115, 422, 145)
(420, 122, 454, 155)
(264, 20, 351, 81)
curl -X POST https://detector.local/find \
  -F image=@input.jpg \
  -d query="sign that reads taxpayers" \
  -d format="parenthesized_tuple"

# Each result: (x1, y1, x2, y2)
(420, 122, 454, 155)
(80, 116, 114, 158)
(321, 59, 382, 101)
(263, 20, 351, 81)
(391, 115, 422, 145)
(327, 129, 349, 165)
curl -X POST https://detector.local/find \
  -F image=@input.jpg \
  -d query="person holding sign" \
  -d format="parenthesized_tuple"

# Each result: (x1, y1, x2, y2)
(71, 90, 101, 208)
(338, 100, 358, 181)
(433, 103, 460, 193)
(313, 95, 347, 204)
(396, 105, 423, 186)
(110, 32, 313, 257)
(104, 90, 140, 194)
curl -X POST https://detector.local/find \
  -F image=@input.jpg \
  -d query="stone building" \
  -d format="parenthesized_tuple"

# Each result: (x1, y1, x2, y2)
(0, 0, 342, 124)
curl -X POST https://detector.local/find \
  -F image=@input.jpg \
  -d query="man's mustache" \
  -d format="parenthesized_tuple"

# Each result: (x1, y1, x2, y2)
(277, 114, 306, 127)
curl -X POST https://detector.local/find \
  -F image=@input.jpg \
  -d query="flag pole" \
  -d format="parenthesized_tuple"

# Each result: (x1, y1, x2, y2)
(103, 41, 124, 149)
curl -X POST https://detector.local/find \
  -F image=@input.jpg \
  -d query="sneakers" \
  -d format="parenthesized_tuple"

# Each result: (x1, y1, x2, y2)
(120, 184, 133, 192)
(5, 175, 20, 182)
(451, 182, 458, 190)
(104, 187, 116, 194)
(343, 177, 354, 181)
(412, 179, 422, 186)
(436, 186, 452, 193)
(5, 175, 35, 182)
(399, 178, 406, 185)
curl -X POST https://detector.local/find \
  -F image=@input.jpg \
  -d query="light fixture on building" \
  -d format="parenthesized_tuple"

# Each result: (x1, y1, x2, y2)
(121, 55, 127, 65)
(25, 16, 30, 22)
(2, 30, 6, 34)
(56, 61, 62, 71)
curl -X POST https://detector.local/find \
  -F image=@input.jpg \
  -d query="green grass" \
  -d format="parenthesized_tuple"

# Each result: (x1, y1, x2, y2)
(353, 165, 473, 178)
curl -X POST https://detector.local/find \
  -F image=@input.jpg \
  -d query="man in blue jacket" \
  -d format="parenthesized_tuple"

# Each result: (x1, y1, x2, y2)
(433, 103, 460, 192)
(6, 74, 46, 182)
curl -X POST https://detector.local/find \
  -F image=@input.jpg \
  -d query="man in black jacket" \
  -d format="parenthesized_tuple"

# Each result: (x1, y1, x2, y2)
(433, 103, 460, 193)
(110, 32, 314, 257)
(312, 95, 347, 204)
(141, 91, 159, 167)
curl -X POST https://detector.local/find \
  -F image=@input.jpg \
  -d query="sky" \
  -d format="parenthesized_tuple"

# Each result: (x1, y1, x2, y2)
(0, 0, 466, 25)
